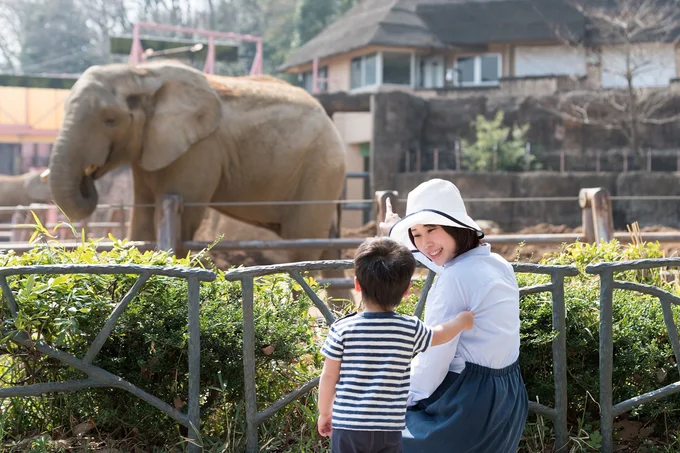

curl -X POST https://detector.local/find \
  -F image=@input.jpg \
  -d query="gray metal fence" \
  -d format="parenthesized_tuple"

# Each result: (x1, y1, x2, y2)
(586, 258, 680, 453)
(222, 260, 580, 453)
(0, 264, 216, 453)
(3, 259, 680, 452)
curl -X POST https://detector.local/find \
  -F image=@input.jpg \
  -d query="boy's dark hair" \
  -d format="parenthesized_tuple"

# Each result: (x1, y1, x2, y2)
(408, 225, 481, 260)
(354, 237, 417, 311)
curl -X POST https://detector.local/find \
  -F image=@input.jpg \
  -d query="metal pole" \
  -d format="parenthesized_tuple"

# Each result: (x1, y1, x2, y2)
(433, 148, 439, 171)
(242, 277, 259, 453)
(455, 140, 461, 171)
(187, 277, 202, 453)
(623, 151, 628, 172)
(524, 141, 531, 171)
(647, 149, 652, 172)
(599, 271, 615, 453)
(560, 151, 565, 173)
(312, 58, 319, 94)
(596, 150, 601, 173)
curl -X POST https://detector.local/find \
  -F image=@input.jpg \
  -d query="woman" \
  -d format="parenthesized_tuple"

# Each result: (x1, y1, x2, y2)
(380, 178, 528, 452)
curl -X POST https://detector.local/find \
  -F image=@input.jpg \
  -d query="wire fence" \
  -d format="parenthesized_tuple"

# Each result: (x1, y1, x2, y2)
(401, 145, 680, 173)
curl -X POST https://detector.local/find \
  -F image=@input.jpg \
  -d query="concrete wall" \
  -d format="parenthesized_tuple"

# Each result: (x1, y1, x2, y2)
(394, 171, 680, 232)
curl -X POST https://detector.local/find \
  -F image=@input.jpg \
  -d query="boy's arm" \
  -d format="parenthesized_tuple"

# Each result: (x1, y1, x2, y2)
(431, 310, 474, 347)
(317, 357, 341, 437)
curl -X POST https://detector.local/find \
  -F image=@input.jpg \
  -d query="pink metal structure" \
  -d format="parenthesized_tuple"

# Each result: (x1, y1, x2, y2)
(312, 58, 329, 94)
(128, 22, 263, 75)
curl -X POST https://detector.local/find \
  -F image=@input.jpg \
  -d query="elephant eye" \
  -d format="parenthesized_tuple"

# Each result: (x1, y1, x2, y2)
(104, 118, 116, 127)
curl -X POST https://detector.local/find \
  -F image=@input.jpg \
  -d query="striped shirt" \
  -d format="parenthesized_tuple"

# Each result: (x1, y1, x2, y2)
(320, 311, 433, 431)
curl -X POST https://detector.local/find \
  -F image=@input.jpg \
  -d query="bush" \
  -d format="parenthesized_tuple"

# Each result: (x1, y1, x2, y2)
(0, 232, 323, 449)
(518, 239, 680, 447)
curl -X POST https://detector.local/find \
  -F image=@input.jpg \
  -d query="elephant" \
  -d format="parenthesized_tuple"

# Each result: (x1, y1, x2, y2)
(0, 169, 52, 207)
(45, 60, 348, 274)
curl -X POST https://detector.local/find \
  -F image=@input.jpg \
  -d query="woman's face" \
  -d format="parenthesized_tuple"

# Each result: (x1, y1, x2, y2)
(410, 224, 457, 266)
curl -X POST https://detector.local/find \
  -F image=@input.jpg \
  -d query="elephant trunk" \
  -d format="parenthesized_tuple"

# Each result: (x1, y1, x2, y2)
(48, 136, 98, 221)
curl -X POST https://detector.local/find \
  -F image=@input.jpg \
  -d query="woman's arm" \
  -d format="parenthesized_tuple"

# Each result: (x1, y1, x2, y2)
(408, 270, 469, 405)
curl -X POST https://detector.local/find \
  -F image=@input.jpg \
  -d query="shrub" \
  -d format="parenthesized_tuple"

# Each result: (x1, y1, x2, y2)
(0, 233, 323, 449)
(518, 239, 680, 446)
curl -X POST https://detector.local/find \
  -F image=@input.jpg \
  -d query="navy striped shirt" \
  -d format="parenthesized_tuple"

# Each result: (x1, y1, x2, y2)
(320, 311, 433, 431)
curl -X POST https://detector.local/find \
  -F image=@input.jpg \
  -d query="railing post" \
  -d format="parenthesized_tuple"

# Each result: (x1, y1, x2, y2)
(242, 277, 259, 453)
(599, 271, 615, 453)
(157, 194, 182, 252)
(186, 277, 202, 453)
(375, 190, 398, 236)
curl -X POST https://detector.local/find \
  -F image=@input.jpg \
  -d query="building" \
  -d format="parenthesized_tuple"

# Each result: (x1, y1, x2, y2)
(279, 0, 680, 226)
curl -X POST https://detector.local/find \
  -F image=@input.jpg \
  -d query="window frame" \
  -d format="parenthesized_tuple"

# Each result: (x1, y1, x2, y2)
(454, 53, 502, 87)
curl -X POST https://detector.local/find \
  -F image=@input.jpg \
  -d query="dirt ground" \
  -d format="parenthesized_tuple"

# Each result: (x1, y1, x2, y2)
(197, 211, 680, 271)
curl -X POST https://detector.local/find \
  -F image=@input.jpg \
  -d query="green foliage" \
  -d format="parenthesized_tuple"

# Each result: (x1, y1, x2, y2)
(293, 0, 358, 47)
(462, 110, 536, 172)
(0, 232, 323, 449)
(517, 239, 680, 449)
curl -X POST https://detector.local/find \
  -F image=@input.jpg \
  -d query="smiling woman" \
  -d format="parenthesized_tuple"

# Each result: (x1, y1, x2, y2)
(384, 178, 528, 453)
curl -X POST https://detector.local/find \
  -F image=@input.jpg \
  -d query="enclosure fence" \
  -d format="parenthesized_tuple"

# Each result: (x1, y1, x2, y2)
(3, 257, 680, 452)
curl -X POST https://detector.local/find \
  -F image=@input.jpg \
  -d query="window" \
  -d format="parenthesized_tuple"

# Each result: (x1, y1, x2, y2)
(454, 54, 501, 86)
(382, 52, 411, 85)
(418, 55, 445, 88)
(350, 53, 378, 89)
(298, 66, 328, 93)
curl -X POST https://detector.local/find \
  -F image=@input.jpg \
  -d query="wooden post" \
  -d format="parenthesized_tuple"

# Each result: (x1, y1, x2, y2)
(157, 194, 182, 253)
(11, 208, 25, 242)
(646, 149, 652, 172)
(579, 188, 614, 243)
(375, 190, 398, 236)
(579, 189, 595, 244)
(560, 151, 565, 173)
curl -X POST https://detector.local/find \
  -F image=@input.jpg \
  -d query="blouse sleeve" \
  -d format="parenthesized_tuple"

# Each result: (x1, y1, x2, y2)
(407, 270, 469, 406)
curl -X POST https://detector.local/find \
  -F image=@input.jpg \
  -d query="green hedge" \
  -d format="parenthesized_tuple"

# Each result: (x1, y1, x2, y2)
(517, 239, 680, 449)
(0, 236, 324, 450)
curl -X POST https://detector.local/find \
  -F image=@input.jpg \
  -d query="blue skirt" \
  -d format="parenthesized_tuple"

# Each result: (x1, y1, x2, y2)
(402, 360, 528, 453)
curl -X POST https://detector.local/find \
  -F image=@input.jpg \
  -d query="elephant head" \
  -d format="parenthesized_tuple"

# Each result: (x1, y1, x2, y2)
(46, 60, 222, 220)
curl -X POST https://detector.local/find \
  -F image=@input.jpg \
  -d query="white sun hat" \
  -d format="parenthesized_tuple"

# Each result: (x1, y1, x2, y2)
(388, 178, 484, 252)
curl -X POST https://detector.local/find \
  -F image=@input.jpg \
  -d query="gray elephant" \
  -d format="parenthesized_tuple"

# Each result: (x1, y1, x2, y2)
(0, 170, 52, 207)
(45, 60, 347, 265)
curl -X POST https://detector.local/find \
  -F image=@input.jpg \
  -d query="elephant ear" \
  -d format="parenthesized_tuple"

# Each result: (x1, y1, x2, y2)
(140, 67, 222, 172)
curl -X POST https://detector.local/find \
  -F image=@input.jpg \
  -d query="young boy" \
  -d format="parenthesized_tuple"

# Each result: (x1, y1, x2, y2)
(317, 237, 474, 452)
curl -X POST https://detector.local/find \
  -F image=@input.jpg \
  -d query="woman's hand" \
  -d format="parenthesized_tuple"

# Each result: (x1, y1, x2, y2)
(379, 197, 401, 236)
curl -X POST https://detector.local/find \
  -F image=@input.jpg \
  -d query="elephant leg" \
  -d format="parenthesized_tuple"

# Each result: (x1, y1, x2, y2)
(129, 172, 156, 242)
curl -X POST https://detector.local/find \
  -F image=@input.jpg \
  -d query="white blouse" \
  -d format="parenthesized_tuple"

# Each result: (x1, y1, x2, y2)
(407, 243, 521, 406)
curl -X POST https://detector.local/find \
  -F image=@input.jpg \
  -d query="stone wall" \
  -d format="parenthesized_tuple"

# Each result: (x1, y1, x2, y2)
(369, 89, 680, 192)
(394, 171, 680, 232)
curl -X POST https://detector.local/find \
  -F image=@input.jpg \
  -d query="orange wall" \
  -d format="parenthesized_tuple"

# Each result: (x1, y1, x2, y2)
(0, 87, 69, 143)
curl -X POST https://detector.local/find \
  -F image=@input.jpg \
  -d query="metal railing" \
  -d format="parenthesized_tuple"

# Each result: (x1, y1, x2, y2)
(586, 258, 680, 453)
(222, 260, 579, 453)
(0, 264, 216, 453)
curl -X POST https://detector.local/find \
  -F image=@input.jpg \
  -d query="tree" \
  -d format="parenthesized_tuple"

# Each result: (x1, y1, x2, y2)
(18, 0, 97, 74)
(293, 0, 358, 47)
(462, 111, 534, 172)
(548, 0, 680, 161)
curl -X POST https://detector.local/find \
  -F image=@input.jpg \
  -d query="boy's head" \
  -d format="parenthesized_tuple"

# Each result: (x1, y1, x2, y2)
(354, 237, 417, 311)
